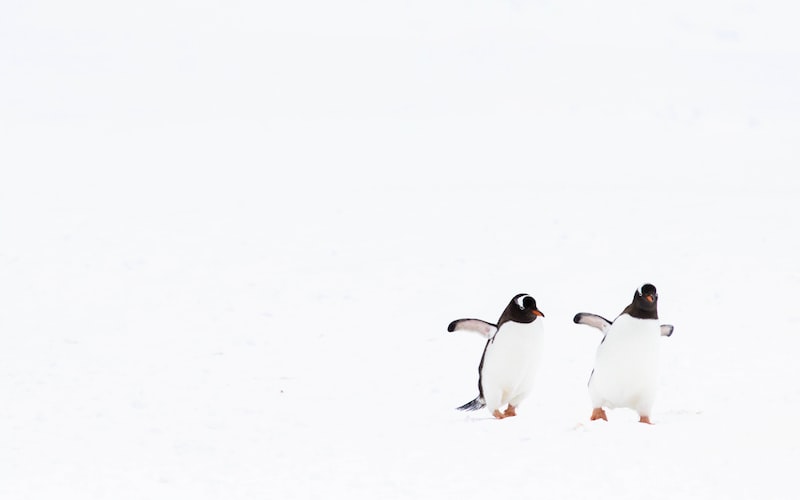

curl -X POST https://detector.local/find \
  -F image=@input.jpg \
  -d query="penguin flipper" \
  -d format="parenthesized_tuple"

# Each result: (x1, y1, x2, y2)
(447, 319, 498, 339)
(660, 324, 674, 337)
(456, 396, 486, 412)
(573, 312, 612, 334)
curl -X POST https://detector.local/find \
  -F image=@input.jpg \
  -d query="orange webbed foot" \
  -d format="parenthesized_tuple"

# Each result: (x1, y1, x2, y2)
(590, 408, 608, 421)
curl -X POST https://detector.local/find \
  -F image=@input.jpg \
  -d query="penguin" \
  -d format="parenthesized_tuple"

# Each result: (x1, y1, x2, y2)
(573, 283, 674, 424)
(448, 293, 545, 419)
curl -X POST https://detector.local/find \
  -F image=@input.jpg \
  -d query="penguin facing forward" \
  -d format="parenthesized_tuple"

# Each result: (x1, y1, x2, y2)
(448, 293, 545, 419)
(573, 283, 674, 424)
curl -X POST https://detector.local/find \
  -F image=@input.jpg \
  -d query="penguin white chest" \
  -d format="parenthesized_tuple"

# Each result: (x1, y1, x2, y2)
(481, 320, 544, 409)
(589, 315, 660, 414)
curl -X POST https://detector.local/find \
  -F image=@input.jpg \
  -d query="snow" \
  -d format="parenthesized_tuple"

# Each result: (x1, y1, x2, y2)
(2, 1, 799, 498)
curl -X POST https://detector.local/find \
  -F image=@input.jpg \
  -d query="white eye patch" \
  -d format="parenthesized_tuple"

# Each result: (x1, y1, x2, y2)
(637, 284, 657, 297)
(515, 294, 531, 309)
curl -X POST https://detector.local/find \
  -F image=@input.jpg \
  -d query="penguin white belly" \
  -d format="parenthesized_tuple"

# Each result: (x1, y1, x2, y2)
(481, 320, 544, 411)
(589, 315, 660, 415)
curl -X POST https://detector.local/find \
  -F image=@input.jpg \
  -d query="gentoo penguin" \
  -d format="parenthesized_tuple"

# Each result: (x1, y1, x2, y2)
(573, 283, 674, 424)
(448, 293, 545, 419)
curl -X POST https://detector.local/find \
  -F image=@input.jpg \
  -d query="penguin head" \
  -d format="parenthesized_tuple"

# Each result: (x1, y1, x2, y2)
(499, 293, 544, 325)
(635, 283, 658, 308)
(624, 283, 659, 318)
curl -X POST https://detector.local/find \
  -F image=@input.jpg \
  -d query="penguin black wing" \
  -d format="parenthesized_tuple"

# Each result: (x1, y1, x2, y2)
(573, 313, 612, 334)
(660, 324, 674, 337)
(447, 319, 498, 339)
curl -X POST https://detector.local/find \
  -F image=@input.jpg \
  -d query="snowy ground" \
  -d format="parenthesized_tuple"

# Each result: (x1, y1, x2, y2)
(2, 1, 800, 499)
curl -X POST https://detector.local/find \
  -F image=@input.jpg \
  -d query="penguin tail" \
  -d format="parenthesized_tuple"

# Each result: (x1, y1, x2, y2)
(456, 396, 486, 412)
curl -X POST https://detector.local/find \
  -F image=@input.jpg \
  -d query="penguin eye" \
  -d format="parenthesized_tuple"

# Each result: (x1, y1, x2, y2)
(514, 295, 530, 309)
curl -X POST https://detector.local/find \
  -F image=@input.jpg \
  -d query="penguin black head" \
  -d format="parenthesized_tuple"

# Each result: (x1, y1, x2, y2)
(623, 283, 659, 319)
(498, 293, 544, 326)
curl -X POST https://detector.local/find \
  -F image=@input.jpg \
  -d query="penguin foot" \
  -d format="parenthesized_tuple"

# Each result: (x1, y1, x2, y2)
(590, 408, 608, 421)
(503, 405, 517, 418)
(492, 409, 506, 419)
(639, 416, 653, 425)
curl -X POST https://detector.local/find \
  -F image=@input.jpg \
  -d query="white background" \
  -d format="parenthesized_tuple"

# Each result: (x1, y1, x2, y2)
(2, 1, 799, 498)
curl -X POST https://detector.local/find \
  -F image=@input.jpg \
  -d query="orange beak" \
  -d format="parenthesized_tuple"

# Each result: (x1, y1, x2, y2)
(533, 310, 544, 317)
(645, 295, 654, 303)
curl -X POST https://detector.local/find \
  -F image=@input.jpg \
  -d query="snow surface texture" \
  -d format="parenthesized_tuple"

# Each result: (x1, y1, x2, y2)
(2, 1, 799, 499)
